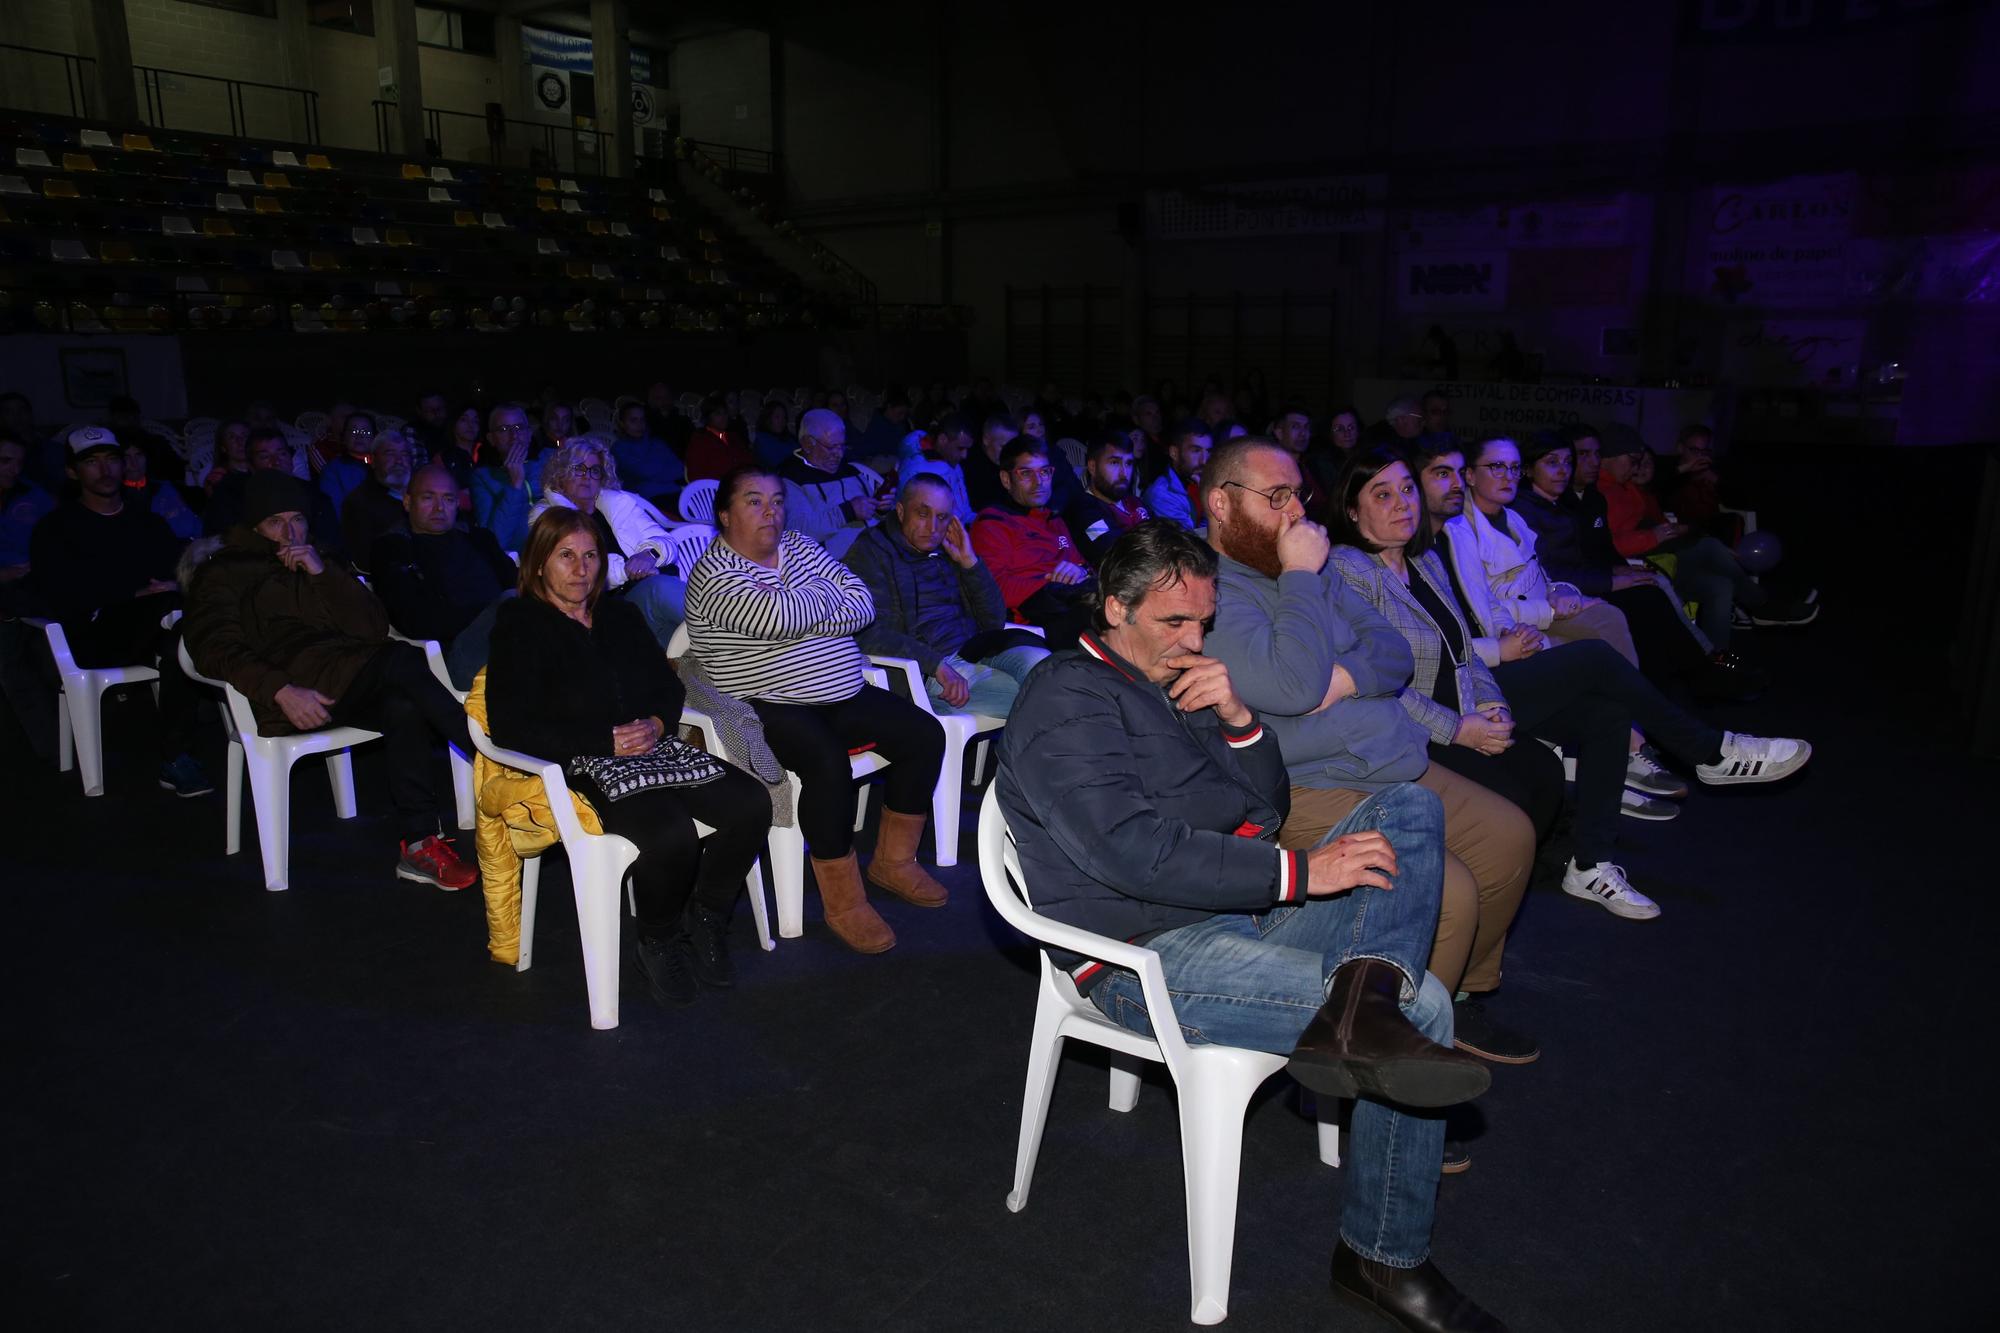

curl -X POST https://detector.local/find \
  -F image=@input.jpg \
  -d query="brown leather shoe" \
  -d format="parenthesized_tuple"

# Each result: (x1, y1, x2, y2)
(864, 808, 948, 908)
(1330, 1240, 1506, 1332)
(810, 851, 895, 953)
(1286, 959, 1491, 1109)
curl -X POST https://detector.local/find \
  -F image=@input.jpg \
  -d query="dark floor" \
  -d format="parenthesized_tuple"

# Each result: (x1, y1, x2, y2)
(3, 612, 1993, 1332)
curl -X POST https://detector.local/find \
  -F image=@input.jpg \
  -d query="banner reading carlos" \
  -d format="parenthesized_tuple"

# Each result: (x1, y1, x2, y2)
(1690, 172, 1855, 309)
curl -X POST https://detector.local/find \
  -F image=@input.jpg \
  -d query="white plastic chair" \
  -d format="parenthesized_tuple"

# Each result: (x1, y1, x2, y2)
(178, 640, 382, 893)
(976, 786, 1338, 1326)
(665, 524, 714, 578)
(465, 715, 770, 1030)
(36, 619, 160, 797)
(667, 622, 885, 939)
(865, 654, 1005, 869)
(678, 477, 718, 525)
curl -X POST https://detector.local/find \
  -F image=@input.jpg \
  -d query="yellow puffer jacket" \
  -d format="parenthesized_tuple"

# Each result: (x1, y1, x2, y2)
(464, 668, 604, 964)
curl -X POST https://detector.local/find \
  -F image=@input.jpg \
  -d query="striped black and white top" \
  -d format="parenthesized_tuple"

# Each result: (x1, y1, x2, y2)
(685, 529, 874, 704)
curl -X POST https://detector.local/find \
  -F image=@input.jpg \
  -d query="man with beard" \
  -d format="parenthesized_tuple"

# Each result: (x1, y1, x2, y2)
(1141, 419, 1213, 530)
(1060, 432, 1150, 567)
(1198, 437, 1541, 1080)
(341, 429, 414, 570)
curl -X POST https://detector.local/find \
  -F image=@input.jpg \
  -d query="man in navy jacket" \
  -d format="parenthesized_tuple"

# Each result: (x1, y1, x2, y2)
(997, 521, 1501, 1332)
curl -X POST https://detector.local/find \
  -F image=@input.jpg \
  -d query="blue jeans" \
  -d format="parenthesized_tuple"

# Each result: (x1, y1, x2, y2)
(1090, 782, 1451, 1267)
(924, 644, 1049, 718)
(620, 571, 687, 649)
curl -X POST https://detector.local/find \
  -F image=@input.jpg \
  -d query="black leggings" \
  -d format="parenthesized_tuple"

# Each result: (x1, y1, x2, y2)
(1493, 639, 1725, 865)
(327, 642, 473, 841)
(750, 684, 946, 857)
(568, 762, 772, 933)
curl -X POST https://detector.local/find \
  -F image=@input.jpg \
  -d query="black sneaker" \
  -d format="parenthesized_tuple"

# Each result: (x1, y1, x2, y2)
(634, 933, 699, 1008)
(1452, 995, 1541, 1065)
(1749, 599, 1820, 628)
(1442, 1140, 1472, 1175)
(683, 902, 735, 989)
(157, 753, 215, 797)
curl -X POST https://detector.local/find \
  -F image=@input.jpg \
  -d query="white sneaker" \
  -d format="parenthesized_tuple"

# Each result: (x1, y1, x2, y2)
(1625, 746, 1689, 799)
(1619, 788, 1680, 821)
(1696, 732, 1812, 785)
(1562, 860, 1661, 920)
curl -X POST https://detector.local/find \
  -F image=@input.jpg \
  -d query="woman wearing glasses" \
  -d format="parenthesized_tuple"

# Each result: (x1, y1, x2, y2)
(1441, 434, 1639, 664)
(529, 437, 686, 647)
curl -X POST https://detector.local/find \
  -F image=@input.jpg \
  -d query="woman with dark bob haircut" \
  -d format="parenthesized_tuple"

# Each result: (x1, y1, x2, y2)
(1327, 444, 1810, 923)
(683, 465, 948, 956)
(486, 507, 773, 1008)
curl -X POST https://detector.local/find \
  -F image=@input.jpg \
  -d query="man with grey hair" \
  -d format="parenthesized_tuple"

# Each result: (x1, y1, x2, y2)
(341, 428, 414, 570)
(1376, 395, 1426, 443)
(843, 471, 1048, 717)
(780, 407, 883, 559)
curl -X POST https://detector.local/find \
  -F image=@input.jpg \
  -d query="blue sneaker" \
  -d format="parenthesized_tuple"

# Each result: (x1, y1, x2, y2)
(158, 753, 215, 798)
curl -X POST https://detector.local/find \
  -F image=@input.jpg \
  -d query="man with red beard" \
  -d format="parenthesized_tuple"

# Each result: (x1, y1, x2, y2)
(1198, 436, 1541, 1088)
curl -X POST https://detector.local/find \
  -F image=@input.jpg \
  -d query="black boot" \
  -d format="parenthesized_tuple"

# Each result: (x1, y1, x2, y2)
(634, 931, 698, 1008)
(1330, 1241, 1506, 1333)
(684, 901, 735, 989)
(1286, 959, 1491, 1109)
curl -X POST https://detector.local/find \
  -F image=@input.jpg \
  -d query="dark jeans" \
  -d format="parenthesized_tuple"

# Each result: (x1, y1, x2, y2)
(327, 641, 473, 842)
(1425, 739, 1563, 847)
(569, 762, 772, 933)
(1607, 582, 1709, 685)
(1493, 639, 1725, 865)
(959, 626, 1051, 662)
(64, 595, 197, 760)
(750, 684, 946, 857)
(1658, 534, 1766, 649)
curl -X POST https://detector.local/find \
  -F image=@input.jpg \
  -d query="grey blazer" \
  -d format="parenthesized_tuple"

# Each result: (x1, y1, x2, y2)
(1327, 545, 1508, 746)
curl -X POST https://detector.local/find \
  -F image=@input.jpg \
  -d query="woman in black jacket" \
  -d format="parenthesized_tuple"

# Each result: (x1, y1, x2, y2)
(487, 508, 772, 1007)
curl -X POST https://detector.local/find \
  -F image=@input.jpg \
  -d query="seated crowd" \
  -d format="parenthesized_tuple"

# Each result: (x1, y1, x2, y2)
(0, 374, 1824, 1333)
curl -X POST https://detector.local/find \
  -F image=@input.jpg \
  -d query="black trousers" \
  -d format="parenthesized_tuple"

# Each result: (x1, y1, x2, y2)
(1427, 740, 1564, 848)
(750, 684, 946, 857)
(1492, 639, 1725, 866)
(569, 762, 772, 933)
(1019, 584, 1093, 649)
(327, 642, 472, 841)
(63, 595, 197, 759)
(1606, 581, 1710, 685)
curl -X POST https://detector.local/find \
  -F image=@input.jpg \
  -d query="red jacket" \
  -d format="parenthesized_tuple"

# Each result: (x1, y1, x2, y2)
(971, 501, 1081, 613)
(685, 427, 754, 484)
(1598, 471, 1667, 557)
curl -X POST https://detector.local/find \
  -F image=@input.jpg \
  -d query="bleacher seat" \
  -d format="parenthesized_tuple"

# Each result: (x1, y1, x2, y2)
(534, 176, 556, 191)
(559, 178, 580, 194)
(611, 221, 631, 237)
(263, 172, 292, 190)
(202, 218, 235, 237)
(401, 163, 426, 180)
(17, 147, 52, 168)
(216, 193, 247, 211)
(1, 175, 31, 195)
(430, 166, 455, 182)
(272, 150, 301, 168)
(454, 210, 477, 227)
(100, 240, 135, 262)
(63, 152, 96, 172)
(80, 129, 115, 149)
(536, 195, 557, 211)
(52, 238, 92, 262)
(43, 178, 79, 199)
(481, 211, 508, 228)
(385, 228, 413, 246)
(427, 187, 454, 204)
(226, 168, 256, 187)
(561, 198, 583, 214)
(536, 238, 564, 255)
(254, 196, 283, 214)
(351, 227, 381, 245)
(121, 133, 157, 152)
(305, 153, 332, 170)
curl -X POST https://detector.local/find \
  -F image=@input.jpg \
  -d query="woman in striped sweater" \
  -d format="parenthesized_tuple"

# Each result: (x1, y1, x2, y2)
(684, 466, 948, 954)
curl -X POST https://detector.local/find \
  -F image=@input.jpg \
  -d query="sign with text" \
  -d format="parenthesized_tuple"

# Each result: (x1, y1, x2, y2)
(1397, 196, 1636, 251)
(1691, 172, 1855, 308)
(1398, 252, 1508, 311)
(1722, 318, 1866, 386)
(1146, 175, 1384, 240)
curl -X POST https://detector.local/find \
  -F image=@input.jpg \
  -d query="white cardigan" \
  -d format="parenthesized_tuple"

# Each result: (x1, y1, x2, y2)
(528, 487, 672, 589)
(1442, 504, 1580, 637)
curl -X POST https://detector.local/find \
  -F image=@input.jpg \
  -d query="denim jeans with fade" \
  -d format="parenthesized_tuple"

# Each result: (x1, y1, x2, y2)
(1089, 780, 1452, 1267)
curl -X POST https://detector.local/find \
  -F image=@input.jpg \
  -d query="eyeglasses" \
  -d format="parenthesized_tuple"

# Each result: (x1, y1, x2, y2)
(492, 422, 530, 435)
(1223, 479, 1312, 510)
(1476, 462, 1521, 478)
(574, 466, 605, 479)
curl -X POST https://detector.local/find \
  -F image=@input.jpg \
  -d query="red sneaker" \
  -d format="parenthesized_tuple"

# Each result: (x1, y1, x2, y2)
(397, 834, 477, 891)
